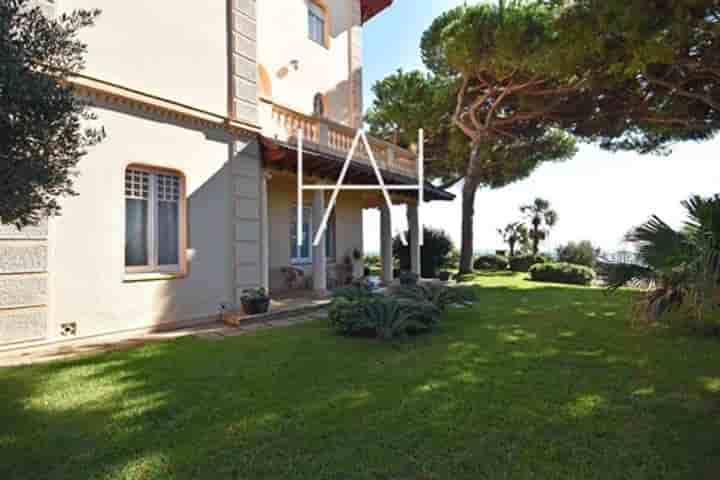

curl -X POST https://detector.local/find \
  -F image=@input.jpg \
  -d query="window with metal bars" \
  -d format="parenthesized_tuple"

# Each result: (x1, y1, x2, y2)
(125, 168, 183, 273)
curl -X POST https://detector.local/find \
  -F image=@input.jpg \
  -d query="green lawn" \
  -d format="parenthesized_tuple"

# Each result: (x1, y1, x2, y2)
(2, 274, 720, 479)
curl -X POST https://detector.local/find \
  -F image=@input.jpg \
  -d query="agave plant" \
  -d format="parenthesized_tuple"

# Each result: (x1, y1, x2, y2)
(607, 195, 720, 327)
(395, 284, 476, 313)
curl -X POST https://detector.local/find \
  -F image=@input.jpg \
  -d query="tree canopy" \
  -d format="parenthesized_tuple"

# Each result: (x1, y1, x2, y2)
(543, 0, 720, 152)
(1, 0, 102, 227)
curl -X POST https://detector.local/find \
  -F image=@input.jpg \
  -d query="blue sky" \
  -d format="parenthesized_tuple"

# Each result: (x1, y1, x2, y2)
(361, 0, 720, 255)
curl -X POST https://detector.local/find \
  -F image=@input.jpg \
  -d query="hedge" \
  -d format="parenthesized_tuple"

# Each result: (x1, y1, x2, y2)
(509, 254, 546, 272)
(529, 262, 596, 285)
(473, 254, 509, 271)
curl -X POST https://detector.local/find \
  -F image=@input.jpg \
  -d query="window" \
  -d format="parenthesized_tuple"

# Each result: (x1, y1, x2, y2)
(290, 206, 312, 264)
(290, 206, 336, 264)
(308, 1, 327, 46)
(313, 93, 325, 117)
(125, 167, 184, 274)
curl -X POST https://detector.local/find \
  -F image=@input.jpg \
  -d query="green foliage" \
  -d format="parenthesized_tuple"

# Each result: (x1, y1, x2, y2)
(556, 241, 601, 267)
(1, 0, 103, 227)
(419, 2, 579, 275)
(365, 254, 381, 267)
(394, 284, 476, 313)
(607, 194, 720, 328)
(393, 227, 454, 279)
(529, 262, 596, 286)
(332, 284, 376, 301)
(521, 198, 558, 255)
(444, 248, 460, 269)
(5, 273, 720, 479)
(240, 288, 269, 302)
(473, 255, 509, 271)
(498, 222, 528, 257)
(544, 0, 720, 153)
(509, 254, 546, 273)
(365, 69, 468, 187)
(328, 294, 441, 340)
(454, 273, 477, 283)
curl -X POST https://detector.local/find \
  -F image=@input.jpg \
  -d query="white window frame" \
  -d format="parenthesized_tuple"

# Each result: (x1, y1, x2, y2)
(125, 166, 185, 275)
(290, 205, 336, 265)
(291, 205, 313, 265)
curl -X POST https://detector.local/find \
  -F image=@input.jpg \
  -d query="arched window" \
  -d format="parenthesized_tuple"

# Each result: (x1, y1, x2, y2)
(313, 93, 325, 117)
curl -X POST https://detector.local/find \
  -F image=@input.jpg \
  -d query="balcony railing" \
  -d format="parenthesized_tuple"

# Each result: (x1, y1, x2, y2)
(259, 99, 418, 178)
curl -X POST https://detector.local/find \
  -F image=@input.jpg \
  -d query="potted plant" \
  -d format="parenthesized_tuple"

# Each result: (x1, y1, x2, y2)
(240, 288, 270, 315)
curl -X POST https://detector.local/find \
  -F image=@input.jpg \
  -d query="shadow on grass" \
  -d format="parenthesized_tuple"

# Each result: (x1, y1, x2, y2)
(2, 279, 720, 479)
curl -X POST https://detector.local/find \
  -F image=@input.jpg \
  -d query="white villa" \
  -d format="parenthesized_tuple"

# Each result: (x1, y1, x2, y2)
(0, 0, 453, 349)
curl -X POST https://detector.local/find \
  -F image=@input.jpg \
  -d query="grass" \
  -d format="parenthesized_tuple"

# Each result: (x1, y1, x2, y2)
(2, 273, 720, 479)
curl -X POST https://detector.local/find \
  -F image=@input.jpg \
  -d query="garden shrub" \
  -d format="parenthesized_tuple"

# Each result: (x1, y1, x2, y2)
(454, 273, 477, 283)
(556, 240, 600, 267)
(509, 254, 546, 272)
(332, 284, 375, 301)
(395, 284, 475, 313)
(328, 293, 441, 340)
(365, 254, 381, 267)
(393, 227, 454, 278)
(473, 254, 509, 271)
(529, 262, 596, 285)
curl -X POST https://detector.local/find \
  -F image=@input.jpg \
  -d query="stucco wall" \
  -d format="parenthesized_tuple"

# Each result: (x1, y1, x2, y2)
(61, 0, 228, 115)
(48, 102, 236, 340)
(267, 173, 363, 291)
(257, 0, 362, 125)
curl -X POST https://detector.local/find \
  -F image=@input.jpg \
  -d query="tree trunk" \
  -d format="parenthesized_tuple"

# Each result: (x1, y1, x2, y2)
(459, 146, 482, 274)
(509, 240, 516, 257)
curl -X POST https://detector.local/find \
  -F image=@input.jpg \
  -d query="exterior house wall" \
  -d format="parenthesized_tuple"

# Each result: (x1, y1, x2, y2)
(1, 0, 381, 349)
(256, 0, 362, 126)
(267, 174, 363, 291)
(60, 0, 229, 115)
(47, 104, 237, 341)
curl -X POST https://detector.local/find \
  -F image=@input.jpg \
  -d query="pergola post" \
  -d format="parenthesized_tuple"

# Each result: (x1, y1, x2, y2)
(380, 203, 394, 285)
(407, 203, 421, 277)
(312, 191, 327, 296)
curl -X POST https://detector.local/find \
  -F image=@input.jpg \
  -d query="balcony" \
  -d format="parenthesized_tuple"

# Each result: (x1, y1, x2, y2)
(258, 98, 418, 179)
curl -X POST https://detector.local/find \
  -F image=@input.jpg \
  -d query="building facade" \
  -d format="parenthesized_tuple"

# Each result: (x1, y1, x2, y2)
(0, 0, 452, 350)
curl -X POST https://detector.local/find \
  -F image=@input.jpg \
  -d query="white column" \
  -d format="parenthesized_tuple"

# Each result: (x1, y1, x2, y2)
(260, 172, 270, 291)
(380, 203, 394, 285)
(407, 204, 421, 277)
(312, 191, 327, 295)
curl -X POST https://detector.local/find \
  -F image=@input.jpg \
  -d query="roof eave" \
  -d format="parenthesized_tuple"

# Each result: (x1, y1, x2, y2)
(361, 0, 393, 24)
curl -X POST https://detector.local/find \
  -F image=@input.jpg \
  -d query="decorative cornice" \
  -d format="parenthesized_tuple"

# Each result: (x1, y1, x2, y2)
(68, 73, 260, 141)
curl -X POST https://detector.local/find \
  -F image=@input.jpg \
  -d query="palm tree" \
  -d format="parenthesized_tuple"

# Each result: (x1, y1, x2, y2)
(607, 194, 720, 327)
(520, 198, 558, 255)
(498, 222, 528, 257)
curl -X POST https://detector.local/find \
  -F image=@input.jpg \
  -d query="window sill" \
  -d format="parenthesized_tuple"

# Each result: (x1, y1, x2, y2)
(123, 272, 186, 283)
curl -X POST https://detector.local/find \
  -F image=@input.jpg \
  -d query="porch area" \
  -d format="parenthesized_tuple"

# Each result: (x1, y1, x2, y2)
(257, 99, 454, 297)
(263, 166, 429, 298)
